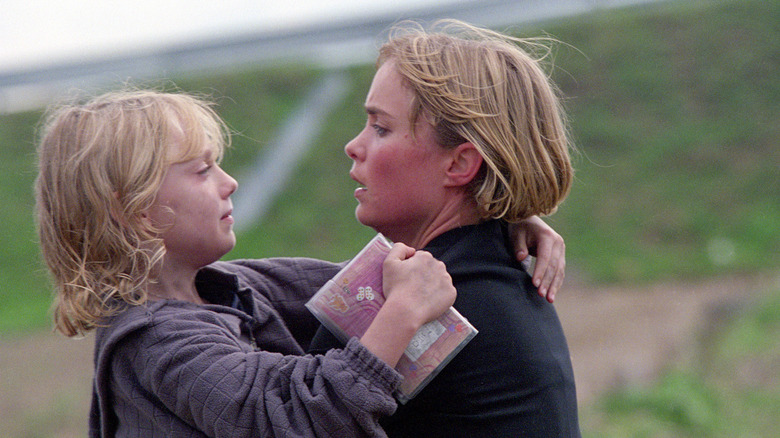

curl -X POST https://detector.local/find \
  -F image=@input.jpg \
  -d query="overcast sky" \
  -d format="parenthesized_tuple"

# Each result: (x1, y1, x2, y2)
(1, 0, 453, 72)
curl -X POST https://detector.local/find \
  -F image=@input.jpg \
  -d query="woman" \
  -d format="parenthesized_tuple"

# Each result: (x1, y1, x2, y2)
(313, 20, 580, 436)
(35, 90, 456, 437)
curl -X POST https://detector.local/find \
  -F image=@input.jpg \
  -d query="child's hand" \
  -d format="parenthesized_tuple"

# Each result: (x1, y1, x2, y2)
(511, 216, 566, 303)
(382, 243, 456, 327)
(361, 243, 456, 367)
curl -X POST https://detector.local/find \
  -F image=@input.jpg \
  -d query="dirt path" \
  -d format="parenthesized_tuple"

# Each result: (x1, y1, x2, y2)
(556, 271, 778, 402)
(1, 271, 777, 437)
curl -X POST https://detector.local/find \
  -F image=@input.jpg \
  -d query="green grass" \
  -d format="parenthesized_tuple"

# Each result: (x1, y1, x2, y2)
(0, 110, 55, 333)
(0, 0, 778, 333)
(538, 0, 780, 282)
(582, 285, 780, 437)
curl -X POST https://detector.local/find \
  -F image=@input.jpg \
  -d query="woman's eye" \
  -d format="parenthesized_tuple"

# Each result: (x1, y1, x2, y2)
(372, 125, 388, 136)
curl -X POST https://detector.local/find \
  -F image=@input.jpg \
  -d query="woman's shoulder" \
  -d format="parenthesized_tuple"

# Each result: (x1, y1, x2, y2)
(431, 220, 525, 275)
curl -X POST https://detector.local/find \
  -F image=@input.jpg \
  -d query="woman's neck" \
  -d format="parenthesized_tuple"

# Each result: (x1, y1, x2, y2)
(395, 196, 483, 249)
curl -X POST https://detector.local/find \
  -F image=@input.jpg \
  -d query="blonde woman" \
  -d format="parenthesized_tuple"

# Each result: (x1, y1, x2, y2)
(312, 20, 580, 436)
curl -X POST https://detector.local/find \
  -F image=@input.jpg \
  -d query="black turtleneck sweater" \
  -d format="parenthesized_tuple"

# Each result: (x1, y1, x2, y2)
(310, 219, 580, 437)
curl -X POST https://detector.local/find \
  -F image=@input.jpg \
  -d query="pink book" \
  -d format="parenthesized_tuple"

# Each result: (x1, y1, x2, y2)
(306, 234, 477, 403)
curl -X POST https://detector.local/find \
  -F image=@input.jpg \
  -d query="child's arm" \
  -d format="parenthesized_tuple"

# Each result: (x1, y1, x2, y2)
(104, 311, 400, 438)
(213, 258, 343, 351)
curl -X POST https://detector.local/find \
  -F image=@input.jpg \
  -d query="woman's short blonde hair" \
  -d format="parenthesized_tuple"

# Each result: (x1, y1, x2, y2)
(378, 20, 573, 222)
(35, 89, 229, 336)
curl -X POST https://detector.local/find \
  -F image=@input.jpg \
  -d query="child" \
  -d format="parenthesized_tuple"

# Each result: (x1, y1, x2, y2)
(35, 89, 455, 437)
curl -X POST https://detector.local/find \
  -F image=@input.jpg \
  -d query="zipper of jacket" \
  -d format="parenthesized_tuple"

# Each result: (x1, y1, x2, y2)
(248, 319, 259, 351)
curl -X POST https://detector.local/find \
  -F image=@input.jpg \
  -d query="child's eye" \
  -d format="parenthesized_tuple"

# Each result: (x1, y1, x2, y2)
(197, 165, 212, 175)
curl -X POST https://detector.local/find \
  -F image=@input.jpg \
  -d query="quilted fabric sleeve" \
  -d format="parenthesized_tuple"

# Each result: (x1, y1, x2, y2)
(217, 258, 345, 350)
(110, 307, 399, 437)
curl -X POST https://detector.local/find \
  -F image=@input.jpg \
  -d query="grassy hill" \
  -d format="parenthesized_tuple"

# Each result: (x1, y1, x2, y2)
(0, 0, 777, 333)
(544, 0, 779, 282)
(228, 0, 779, 281)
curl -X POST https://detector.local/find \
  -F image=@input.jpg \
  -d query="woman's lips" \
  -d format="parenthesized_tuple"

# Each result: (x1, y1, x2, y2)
(350, 172, 366, 199)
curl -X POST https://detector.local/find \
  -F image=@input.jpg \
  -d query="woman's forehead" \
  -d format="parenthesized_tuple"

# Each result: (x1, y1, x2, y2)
(367, 63, 415, 119)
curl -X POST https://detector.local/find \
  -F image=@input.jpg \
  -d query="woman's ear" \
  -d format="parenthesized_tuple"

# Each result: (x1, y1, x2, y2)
(444, 142, 483, 188)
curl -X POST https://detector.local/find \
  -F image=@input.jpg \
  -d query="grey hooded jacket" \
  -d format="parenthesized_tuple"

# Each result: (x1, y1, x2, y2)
(89, 257, 401, 437)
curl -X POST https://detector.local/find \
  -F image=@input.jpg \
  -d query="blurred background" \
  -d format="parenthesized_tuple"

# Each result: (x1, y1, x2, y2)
(1, 0, 778, 436)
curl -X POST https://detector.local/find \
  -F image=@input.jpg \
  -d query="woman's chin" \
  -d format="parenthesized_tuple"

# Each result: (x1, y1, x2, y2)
(355, 208, 379, 232)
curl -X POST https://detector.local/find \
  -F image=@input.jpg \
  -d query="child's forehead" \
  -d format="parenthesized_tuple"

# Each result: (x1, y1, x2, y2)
(168, 139, 218, 164)
(166, 121, 220, 162)
(162, 103, 226, 164)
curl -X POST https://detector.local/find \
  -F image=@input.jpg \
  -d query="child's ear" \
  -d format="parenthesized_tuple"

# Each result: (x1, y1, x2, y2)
(444, 142, 483, 188)
(110, 192, 153, 228)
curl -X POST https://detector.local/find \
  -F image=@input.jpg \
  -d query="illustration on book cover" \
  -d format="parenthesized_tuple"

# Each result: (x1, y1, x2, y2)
(306, 234, 477, 403)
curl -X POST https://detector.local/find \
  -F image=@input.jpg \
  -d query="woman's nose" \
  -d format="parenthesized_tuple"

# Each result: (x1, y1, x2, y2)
(344, 131, 363, 161)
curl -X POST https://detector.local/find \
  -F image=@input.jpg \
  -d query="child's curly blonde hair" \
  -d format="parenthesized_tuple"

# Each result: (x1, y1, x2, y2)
(35, 89, 229, 336)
